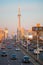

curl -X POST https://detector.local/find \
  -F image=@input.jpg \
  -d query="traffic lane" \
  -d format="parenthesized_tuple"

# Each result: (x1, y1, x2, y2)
(8, 59, 21, 65)
(39, 52, 43, 61)
(0, 48, 9, 65)
(0, 55, 8, 65)
(7, 49, 34, 65)
(0, 45, 13, 65)
(0, 48, 16, 65)
(14, 46, 34, 65)
(6, 45, 23, 65)
(2, 44, 21, 65)
(0, 43, 34, 65)
(7, 44, 34, 65)
(9, 60, 33, 65)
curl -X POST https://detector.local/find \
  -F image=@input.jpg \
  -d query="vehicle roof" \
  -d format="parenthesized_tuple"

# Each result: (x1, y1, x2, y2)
(11, 54, 16, 56)
(2, 51, 6, 52)
(24, 55, 29, 58)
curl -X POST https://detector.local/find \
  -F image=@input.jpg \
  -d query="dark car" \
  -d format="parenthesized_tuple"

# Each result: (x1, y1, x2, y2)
(22, 55, 30, 63)
(1, 51, 7, 57)
(29, 47, 34, 51)
(10, 54, 17, 60)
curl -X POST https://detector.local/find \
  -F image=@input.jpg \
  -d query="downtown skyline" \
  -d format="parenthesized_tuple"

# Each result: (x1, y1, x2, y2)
(0, 0, 43, 34)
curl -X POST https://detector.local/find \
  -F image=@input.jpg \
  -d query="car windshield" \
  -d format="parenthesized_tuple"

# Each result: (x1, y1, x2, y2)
(2, 52, 6, 54)
(24, 56, 29, 60)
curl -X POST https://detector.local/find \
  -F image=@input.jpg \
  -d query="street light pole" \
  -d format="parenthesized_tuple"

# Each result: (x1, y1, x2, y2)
(37, 31, 39, 60)
(27, 41, 28, 52)
(27, 39, 29, 52)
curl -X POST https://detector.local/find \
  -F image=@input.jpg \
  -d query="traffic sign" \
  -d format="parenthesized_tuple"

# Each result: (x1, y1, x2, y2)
(32, 27, 43, 31)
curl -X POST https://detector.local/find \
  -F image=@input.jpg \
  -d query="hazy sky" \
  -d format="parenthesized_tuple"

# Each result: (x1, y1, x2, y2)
(0, 0, 43, 34)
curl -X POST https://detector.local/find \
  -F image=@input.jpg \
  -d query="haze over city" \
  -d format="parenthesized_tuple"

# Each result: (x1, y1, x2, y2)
(0, 1, 43, 65)
(0, 0, 43, 34)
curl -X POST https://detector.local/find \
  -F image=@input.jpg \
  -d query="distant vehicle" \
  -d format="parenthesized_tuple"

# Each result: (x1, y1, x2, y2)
(32, 45, 37, 49)
(23, 44, 27, 48)
(14, 43, 17, 47)
(15, 48, 20, 51)
(10, 54, 17, 60)
(7, 45, 12, 49)
(22, 55, 30, 63)
(16, 41, 19, 43)
(2, 41, 5, 44)
(34, 49, 40, 54)
(22, 42, 27, 49)
(41, 46, 43, 49)
(39, 36, 43, 41)
(1, 45, 6, 49)
(38, 47, 43, 52)
(1, 51, 7, 56)
(6, 42, 10, 44)
(29, 47, 34, 51)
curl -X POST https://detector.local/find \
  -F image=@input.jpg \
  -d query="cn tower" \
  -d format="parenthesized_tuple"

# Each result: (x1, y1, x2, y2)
(17, 8, 21, 40)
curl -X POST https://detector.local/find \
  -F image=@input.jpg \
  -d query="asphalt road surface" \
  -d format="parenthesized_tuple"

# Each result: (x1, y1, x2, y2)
(0, 41, 34, 65)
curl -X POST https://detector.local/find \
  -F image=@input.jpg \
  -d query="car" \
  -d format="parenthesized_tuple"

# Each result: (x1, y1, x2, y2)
(6, 42, 10, 45)
(34, 49, 40, 54)
(10, 54, 17, 60)
(2, 41, 5, 44)
(13, 43, 17, 47)
(7, 45, 12, 49)
(32, 45, 37, 49)
(1, 51, 7, 57)
(38, 47, 43, 52)
(1, 46, 6, 49)
(22, 55, 30, 63)
(15, 48, 20, 51)
(29, 47, 34, 51)
(39, 36, 43, 41)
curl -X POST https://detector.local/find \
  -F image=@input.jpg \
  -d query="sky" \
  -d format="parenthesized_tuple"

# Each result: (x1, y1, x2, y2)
(0, 0, 43, 34)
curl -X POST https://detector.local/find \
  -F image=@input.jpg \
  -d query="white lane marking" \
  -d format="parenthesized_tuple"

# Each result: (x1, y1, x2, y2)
(8, 64, 10, 65)
(8, 60, 9, 62)
(21, 63, 23, 65)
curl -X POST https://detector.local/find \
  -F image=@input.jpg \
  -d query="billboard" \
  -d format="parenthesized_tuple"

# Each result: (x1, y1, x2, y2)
(32, 27, 43, 31)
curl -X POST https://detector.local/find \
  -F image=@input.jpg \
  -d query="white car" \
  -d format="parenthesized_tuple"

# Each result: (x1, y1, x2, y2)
(15, 48, 20, 51)
(38, 47, 43, 52)
(34, 49, 40, 54)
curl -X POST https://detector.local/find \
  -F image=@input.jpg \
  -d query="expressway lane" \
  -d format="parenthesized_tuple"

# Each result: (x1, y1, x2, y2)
(0, 41, 34, 65)
(7, 44, 34, 65)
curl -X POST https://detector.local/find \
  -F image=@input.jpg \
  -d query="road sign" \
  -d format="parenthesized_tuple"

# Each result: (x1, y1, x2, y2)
(32, 27, 43, 31)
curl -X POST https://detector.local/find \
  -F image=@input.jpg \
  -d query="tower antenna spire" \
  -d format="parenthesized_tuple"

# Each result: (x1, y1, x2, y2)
(18, 8, 21, 29)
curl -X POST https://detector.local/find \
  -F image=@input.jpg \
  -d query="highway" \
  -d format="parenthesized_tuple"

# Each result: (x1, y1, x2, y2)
(0, 41, 34, 65)
(0, 39, 43, 65)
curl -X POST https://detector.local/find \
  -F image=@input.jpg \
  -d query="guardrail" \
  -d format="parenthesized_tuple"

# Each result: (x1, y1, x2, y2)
(18, 44, 43, 65)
